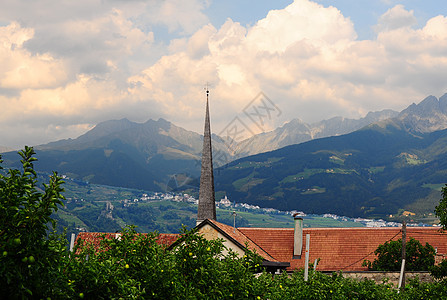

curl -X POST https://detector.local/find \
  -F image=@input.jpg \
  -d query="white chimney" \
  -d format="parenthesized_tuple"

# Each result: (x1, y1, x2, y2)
(293, 215, 303, 257)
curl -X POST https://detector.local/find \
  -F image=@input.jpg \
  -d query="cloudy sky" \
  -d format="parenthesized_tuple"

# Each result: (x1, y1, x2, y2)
(1, 0, 447, 149)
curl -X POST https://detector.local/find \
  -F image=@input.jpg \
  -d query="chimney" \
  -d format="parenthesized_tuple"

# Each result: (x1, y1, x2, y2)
(293, 214, 303, 258)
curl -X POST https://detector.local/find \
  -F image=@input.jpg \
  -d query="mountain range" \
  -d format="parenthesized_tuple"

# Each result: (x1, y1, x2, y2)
(215, 120, 447, 218)
(214, 94, 447, 218)
(1, 97, 407, 191)
(0, 146, 13, 153)
(235, 93, 447, 158)
(232, 109, 399, 158)
(2, 93, 447, 219)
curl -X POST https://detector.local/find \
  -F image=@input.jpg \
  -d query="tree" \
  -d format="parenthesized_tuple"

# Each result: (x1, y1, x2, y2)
(431, 184, 447, 279)
(67, 225, 265, 299)
(435, 184, 447, 229)
(0, 146, 68, 298)
(363, 238, 435, 271)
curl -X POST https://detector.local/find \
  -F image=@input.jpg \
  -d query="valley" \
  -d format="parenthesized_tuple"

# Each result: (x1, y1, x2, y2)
(2, 94, 447, 224)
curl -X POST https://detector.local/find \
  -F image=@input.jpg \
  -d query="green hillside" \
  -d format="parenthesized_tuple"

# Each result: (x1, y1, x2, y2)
(46, 176, 366, 234)
(4, 96, 447, 223)
(0, 118, 227, 192)
(214, 121, 447, 220)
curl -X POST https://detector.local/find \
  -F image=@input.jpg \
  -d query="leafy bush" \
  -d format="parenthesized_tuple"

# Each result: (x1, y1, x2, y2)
(435, 184, 447, 230)
(0, 146, 68, 298)
(432, 260, 447, 281)
(363, 238, 435, 271)
(66, 225, 264, 299)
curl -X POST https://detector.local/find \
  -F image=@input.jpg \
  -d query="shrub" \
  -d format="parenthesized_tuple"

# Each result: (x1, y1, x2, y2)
(0, 147, 68, 298)
(67, 225, 265, 299)
(363, 238, 435, 271)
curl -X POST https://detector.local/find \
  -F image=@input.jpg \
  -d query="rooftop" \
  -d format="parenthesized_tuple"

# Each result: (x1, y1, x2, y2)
(74, 224, 447, 272)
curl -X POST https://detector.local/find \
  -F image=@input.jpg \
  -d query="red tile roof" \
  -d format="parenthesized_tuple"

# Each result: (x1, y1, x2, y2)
(75, 232, 179, 251)
(73, 225, 447, 272)
(156, 233, 180, 246)
(75, 232, 118, 250)
(238, 227, 447, 271)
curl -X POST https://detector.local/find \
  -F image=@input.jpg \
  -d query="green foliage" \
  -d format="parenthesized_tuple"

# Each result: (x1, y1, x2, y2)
(363, 238, 435, 271)
(430, 184, 447, 279)
(66, 227, 168, 298)
(66, 226, 447, 299)
(66, 225, 264, 299)
(0, 146, 68, 298)
(435, 184, 447, 229)
(430, 260, 447, 280)
(260, 271, 399, 300)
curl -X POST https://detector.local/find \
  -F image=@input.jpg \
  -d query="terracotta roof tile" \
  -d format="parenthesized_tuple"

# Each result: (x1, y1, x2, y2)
(239, 227, 447, 271)
(156, 233, 180, 246)
(73, 226, 447, 272)
(74, 232, 179, 251)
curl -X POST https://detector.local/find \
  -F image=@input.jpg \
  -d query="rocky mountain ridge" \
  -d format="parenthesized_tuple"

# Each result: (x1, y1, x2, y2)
(214, 119, 447, 219)
(233, 109, 399, 158)
(2, 93, 447, 196)
(397, 94, 447, 133)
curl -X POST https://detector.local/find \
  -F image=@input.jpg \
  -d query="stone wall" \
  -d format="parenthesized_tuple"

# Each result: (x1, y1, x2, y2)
(333, 271, 434, 286)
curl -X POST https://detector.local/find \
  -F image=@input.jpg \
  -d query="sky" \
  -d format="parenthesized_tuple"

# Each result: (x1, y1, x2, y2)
(1, 0, 447, 149)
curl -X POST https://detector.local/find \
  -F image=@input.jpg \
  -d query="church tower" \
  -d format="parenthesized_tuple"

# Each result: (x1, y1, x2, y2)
(197, 87, 216, 225)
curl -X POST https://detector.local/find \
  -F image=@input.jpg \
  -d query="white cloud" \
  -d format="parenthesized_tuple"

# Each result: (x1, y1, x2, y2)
(0, 0, 211, 148)
(246, 0, 356, 53)
(424, 15, 447, 39)
(146, 0, 210, 35)
(25, 8, 156, 78)
(128, 0, 362, 129)
(374, 4, 417, 32)
(0, 122, 93, 149)
(0, 22, 68, 89)
(186, 24, 216, 59)
(1, 0, 447, 149)
(111, 0, 447, 135)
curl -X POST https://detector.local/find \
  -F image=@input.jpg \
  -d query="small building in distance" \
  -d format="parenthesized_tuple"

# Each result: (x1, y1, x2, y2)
(218, 195, 231, 207)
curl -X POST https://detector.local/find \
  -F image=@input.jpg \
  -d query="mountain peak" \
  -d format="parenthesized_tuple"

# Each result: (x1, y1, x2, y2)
(81, 118, 136, 140)
(400, 95, 439, 116)
(398, 95, 447, 133)
(420, 95, 438, 105)
(156, 118, 172, 130)
(439, 93, 447, 113)
(364, 109, 398, 121)
(142, 118, 173, 131)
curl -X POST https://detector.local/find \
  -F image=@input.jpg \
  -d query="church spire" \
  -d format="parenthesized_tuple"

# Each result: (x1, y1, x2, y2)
(197, 87, 216, 224)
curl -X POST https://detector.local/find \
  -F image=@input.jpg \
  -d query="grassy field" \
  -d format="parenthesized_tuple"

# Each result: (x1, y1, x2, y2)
(422, 183, 446, 191)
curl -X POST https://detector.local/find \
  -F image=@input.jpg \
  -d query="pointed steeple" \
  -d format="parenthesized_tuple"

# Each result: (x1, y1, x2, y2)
(197, 87, 216, 224)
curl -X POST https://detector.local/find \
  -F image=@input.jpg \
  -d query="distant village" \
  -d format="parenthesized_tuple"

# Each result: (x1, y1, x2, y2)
(58, 153, 437, 230)
(115, 191, 432, 228)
